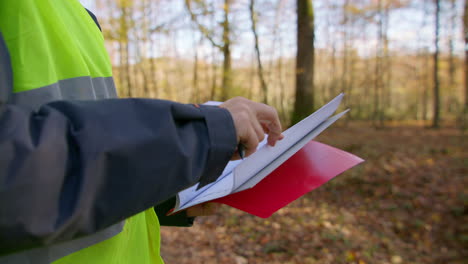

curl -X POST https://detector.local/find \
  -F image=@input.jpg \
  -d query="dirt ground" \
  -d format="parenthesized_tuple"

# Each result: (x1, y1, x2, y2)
(160, 123, 468, 264)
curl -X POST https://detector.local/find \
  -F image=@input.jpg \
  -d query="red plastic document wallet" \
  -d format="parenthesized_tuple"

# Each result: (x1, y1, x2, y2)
(215, 141, 364, 218)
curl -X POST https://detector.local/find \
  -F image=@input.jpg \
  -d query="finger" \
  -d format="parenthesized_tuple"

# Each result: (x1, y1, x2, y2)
(186, 203, 220, 217)
(260, 119, 283, 146)
(231, 145, 242, 160)
(267, 134, 284, 146)
(255, 107, 282, 145)
(266, 121, 284, 146)
(251, 118, 265, 143)
(261, 121, 271, 134)
(186, 205, 204, 217)
(260, 122, 284, 139)
(243, 125, 259, 157)
(203, 203, 220, 214)
(245, 105, 265, 143)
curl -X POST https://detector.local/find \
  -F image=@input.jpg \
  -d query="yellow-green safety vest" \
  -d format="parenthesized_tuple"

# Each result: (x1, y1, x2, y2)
(0, 0, 163, 263)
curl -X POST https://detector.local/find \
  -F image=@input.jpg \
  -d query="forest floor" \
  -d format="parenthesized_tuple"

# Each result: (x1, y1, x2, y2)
(160, 123, 468, 264)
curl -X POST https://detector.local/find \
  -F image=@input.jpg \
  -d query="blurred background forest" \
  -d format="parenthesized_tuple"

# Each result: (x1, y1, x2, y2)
(82, 0, 467, 263)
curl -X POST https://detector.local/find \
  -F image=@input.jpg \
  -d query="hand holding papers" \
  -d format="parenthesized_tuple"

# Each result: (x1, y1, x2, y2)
(171, 94, 364, 217)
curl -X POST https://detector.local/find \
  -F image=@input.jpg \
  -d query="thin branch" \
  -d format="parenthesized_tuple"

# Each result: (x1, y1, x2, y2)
(184, 0, 223, 50)
(249, 0, 268, 104)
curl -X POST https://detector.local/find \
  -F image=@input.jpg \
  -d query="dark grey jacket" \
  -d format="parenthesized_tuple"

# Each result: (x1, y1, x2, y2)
(0, 12, 237, 257)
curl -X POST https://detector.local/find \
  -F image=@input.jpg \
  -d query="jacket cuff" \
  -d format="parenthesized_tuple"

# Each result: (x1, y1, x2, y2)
(197, 105, 237, 188)
(154, 197, 195, 227)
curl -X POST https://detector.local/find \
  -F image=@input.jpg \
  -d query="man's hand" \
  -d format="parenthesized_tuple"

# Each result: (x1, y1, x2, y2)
(186, 203, 220, 217)
(220, 97, 284, 159)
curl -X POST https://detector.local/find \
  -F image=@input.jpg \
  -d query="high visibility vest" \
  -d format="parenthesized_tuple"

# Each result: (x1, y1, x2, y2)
(0, 0, 163, 263)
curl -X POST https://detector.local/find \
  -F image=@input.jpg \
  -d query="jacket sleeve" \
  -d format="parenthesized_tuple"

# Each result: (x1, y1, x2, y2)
(0, 98, 237, 255)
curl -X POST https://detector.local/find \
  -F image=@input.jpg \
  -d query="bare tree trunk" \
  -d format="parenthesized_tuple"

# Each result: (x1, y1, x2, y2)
(248, 54, 255, 99)
(118, 2, 132, 97)
(192, 36, 200, 102)
(324, 1, 335, 102)
(211, 45, 217, 99)
(423, 48, 430, 121)
(347, 36, 357, 121)
(132, 42, 140, 97)
(125, 41, 132, 97)
(462, 0, 468, 129)
(269, 0, 286, 119)
(209, 2, 217, 100)
(149, 37, 158, 98)
(221, 43, 232, 100)
(420, 2, 430, 122)
(360, 19, 372, 120)
(249, 0, 269, 104)
(138, 0, 150, 97)
(171, 32, 184, 101)
(118, 40, 126, 96)
(464, 0, 468, 111)
(330, 40, 337, 100)
(220, 0, 232, 101)
(277, 51, 287, 123)
(341, 0, 349, 104)
(432, 0, 441, 128)
(148, 1, 159, 98)
(449, 0, 456, 93)
(292, 0, 315, 125)
(373, 55, 381, 127)
(373, 0, 383, 127)
(383, 3, 391, 121)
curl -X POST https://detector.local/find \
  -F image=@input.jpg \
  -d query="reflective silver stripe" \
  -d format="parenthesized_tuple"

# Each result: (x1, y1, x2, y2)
(0, 221, 125, 264)
(1, 76, 122, 263)
(10, 76, 118, 110)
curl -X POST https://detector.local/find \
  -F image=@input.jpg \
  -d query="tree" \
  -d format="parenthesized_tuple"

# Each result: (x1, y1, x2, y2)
(292, 0, 315, 125)
(448, 0, 456, 93)
(118, 0, 134, 97)
(432, 0, 441, 128)
(249, 0, 269, 104)
(185, 0, 233, 101)
(463, 0, 468, 129)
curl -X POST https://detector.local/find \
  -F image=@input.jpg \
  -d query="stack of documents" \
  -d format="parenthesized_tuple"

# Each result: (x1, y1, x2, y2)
(170, 94, 364, 218)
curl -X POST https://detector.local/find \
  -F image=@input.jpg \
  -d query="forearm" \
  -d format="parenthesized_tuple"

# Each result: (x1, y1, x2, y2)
(0, 98, 236, 254)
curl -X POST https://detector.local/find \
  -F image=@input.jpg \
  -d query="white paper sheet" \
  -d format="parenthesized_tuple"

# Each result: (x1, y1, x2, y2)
(172, 94, 346, 213)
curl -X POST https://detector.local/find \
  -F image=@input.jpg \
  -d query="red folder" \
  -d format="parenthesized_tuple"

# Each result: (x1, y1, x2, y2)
(215, 141, 364, 218)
